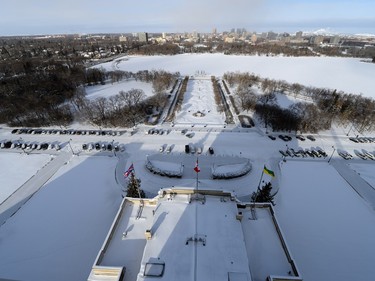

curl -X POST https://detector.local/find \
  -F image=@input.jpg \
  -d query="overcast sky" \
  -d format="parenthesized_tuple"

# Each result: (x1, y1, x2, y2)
(0, 0, 374, 36)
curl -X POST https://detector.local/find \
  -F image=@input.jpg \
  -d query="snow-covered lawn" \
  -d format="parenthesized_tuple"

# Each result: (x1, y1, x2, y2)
(85, 79, 154, 100)
(0, 153, 51, 204)
(275, 160, 375, 281)
(97, 54, 375, 98)
(274, 92, 313, 109)
(0, 155, 122, 281)
(175, 79, 226, 125)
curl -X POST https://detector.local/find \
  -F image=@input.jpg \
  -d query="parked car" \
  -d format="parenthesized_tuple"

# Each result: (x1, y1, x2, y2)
(82, 144, 88, 150)
(185, 144, 190, 153)
(107, 144, 112, 151)
(306, 135, 316, 141)
(209, 147, 214, 155)
(268, 135, 276, 140)
(296, 135, 305, 141)
(95, 143, 101, 150)
(167, 145, 173, 153)
(338, 151, 352, 160)
(181, 129, 188, 135)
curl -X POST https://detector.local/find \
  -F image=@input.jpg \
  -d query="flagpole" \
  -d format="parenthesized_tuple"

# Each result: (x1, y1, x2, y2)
(257, 166, 265, 190)
(196, 157, 199, 191)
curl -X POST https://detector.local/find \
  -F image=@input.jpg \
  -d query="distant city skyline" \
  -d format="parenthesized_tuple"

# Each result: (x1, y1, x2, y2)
(0, 0, 374, 36)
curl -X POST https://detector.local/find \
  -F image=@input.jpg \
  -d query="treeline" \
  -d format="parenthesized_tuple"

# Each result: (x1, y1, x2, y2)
(128, 43, 181, 55)
(74, 69, 179, 127)
(211, 77, 234, 124)
(0, 53, 179, 127)
(224, 71, 375, 133)
(0, 58, 85, 126)
(86, 68, 180, 94)
(217, 43, 317, 57)
(74, 88, 150, 127)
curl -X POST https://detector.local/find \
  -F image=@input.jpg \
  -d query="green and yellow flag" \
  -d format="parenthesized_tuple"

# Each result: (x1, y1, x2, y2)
(263, 165, 275, 177)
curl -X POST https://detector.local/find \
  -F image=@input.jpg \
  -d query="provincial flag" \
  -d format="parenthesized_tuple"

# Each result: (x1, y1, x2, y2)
(124, 164, 134, 178)
(194, 159, 200, 173)
(263, 165, 275, 177)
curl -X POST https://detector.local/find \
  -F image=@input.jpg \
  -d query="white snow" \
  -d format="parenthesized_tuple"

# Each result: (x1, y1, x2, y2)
(0, 153, 51, 204)
(175, 78, 226, 125)
(0, 155, 123, 281)
(97, 54, 375, 98)
(347, 162, 375, 189)
(274, 92, 313, 109)
(1, 53, 375, 281)
(85, 79, 154, 100)
(275, 160, 375, 281)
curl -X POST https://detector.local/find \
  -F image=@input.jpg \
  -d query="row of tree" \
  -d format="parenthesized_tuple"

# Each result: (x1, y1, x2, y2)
(224, 71, 375, 133)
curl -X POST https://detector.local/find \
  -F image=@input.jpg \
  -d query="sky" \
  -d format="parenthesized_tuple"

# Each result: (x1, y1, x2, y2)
(0, 0, 374, 36)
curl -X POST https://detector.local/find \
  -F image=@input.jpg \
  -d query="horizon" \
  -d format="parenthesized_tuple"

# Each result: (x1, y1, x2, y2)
(1, 27, 375, 39)
(0, 0, 374, 37)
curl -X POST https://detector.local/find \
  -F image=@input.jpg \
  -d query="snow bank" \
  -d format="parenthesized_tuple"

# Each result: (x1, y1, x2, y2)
(212, 160, 252, 179)
(145, 159, 183, 178)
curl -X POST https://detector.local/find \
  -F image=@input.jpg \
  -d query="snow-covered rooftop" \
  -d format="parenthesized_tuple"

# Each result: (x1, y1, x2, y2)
(88, 189, 301, 281)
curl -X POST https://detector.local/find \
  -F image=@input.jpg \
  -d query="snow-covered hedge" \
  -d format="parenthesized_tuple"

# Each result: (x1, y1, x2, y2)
(145, 160, 183, 178)
(212, 160, 252, 179)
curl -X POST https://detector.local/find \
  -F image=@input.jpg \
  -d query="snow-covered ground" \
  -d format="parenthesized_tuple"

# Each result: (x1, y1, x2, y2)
(274, 92, 313, 109)
(0, 153, 51, 204)
(97, 54, 375, 98)
(85, 79, 154, 100)
(175, 78, 226, 125)
(275, 160, 375, 281)
(347, 162, 375, 189)
(1, 127, 375, 280)
(0, 155, 123, 281)
(1, 54, 375, 281)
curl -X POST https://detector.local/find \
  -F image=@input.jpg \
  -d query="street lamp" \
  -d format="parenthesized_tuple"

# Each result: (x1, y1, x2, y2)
(68, 139, 75, 155)
(328, 146, 335, 163)
(112, 139, 116, 156)
(346, 124, 353, 136)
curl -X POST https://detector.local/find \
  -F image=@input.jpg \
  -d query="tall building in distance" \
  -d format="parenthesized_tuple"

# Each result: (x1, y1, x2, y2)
(330, 35, 340, 45)
(138, 32, 148, 43)
(212, 27, 217, 35)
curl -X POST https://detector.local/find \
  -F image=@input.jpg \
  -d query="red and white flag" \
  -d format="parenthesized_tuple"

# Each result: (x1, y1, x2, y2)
(194, 159, 200, 173)
(123, 164, 134, 178)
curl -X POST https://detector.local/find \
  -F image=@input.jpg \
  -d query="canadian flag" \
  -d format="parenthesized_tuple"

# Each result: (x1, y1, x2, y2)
(194, 159, 200, 173)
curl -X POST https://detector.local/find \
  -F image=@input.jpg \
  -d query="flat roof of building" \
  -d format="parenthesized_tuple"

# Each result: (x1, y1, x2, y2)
(88, 188, 301, 281)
